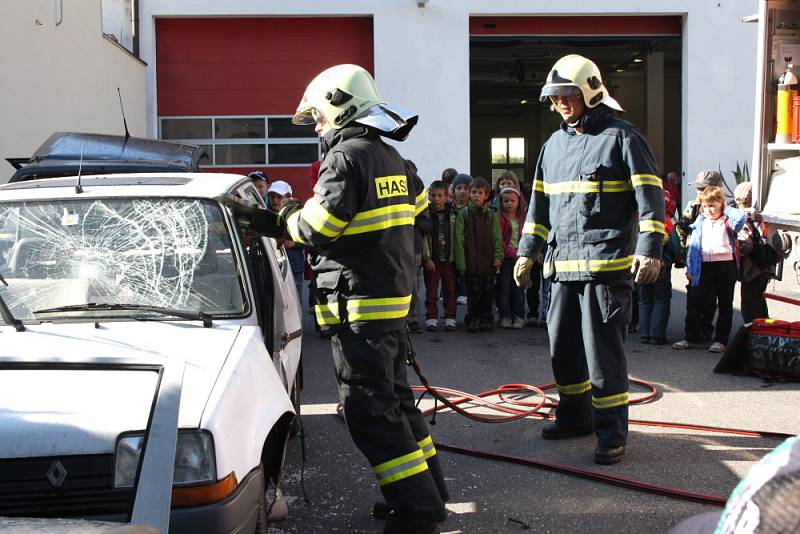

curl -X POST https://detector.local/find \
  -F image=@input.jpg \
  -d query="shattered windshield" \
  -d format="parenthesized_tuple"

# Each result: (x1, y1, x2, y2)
(0, 198, 245, 323)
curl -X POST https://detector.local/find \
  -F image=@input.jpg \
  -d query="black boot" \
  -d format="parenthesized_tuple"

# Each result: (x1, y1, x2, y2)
(594, 445, 625, 465)
(541, 422, 594, 440)
(383, 510, 444, 534)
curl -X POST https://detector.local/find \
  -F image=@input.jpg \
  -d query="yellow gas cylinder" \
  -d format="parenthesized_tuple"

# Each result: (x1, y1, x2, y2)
(776, 63, 798, 144)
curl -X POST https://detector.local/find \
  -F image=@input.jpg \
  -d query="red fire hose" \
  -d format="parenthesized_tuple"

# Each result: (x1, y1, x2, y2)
(407, 354, 795, 507)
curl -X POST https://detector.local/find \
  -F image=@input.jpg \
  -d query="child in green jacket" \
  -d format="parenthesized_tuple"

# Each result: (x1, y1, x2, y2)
(454, 176, 503, 332)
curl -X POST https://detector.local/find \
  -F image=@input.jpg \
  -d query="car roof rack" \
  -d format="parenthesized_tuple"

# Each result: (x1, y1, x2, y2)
(9, 132, 209, 183)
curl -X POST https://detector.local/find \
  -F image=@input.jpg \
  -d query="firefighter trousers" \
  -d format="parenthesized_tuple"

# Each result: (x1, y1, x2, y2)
(331, 329, 448, 528)
(547, 280, 632, 448)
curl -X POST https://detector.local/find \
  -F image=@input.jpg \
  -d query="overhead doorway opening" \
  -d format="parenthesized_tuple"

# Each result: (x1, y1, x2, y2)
(469, 16, 682, 189)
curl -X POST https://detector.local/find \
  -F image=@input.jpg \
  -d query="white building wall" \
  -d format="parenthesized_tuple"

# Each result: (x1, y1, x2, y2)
(0, 0, 147, 183)
(140, 0, 758, 197)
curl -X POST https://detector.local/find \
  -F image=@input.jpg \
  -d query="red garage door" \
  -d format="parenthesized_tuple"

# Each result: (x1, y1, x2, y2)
(156, 17, 374, 199)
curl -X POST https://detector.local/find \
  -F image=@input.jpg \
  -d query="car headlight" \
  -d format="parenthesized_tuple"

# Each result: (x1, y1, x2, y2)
(114, 429, 216, 488)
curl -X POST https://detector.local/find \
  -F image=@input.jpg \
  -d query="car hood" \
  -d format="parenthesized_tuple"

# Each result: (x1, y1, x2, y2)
(0, 322, 240, 458)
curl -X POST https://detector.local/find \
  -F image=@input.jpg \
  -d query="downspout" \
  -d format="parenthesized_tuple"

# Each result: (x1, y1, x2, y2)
(132, 0, 140, 58)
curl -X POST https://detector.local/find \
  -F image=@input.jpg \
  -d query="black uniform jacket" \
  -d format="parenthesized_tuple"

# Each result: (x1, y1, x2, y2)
(518, 105, 665, 282)
(287, 126, 429, 333)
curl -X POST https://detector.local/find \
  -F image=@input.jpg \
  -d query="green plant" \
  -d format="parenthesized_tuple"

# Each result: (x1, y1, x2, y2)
(717, 161, 750, 197)
(731, 161, 750, 184)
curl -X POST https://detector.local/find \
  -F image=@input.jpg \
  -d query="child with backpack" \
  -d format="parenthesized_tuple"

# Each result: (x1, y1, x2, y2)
(454, 177, 503, 332)
(673, 186, 746, 353)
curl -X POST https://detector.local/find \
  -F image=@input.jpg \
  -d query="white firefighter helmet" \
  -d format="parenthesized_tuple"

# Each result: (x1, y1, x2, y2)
(292, 64, 418, 140)
(292, 64, 381, 128)
(539, 54, 623, 112)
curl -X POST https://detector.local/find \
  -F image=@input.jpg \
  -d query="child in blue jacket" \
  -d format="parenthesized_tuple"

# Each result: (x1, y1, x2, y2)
(673, 186, 746, 353)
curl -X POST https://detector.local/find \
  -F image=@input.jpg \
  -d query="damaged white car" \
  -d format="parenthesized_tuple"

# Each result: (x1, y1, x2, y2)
(0, 172, 303, 534)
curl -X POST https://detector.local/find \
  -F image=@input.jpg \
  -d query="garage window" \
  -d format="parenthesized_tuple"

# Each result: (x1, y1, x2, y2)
(159, 116, 319, 167)
(490, 137, 526, 185)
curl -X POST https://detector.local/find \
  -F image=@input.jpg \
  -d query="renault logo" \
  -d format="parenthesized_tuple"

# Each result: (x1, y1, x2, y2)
(46, 460, 67, 488)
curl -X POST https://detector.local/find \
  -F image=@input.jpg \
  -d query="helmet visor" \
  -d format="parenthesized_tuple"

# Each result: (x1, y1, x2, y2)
(292, 104, 319, 126)
(539, 85, 581, 102)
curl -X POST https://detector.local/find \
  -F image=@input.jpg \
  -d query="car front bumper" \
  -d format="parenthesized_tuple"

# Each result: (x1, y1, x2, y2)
(91, 466, 265, 534)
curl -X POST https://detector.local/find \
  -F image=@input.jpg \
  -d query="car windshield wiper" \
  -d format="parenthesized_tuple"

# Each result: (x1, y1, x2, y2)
(0, 271, 25, 332)
(33, 302, 213, 328)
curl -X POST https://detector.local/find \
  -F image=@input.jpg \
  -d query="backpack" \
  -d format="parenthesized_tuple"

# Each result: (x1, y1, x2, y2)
(748, 222, 780, 268)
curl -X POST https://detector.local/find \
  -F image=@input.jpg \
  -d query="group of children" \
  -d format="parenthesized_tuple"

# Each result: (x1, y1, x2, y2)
(669, 175, 781, 354)
(637, 170, 781, 354)
(422, 167, 782, 349)
(421, 170, 547, 333)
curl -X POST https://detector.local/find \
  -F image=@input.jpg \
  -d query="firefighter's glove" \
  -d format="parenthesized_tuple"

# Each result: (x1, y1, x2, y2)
(215, 194, 283, 239)
(631, 255, 661, 285)
(278, 198, 303, 228)
(215, 194, 257, 217)
(513, 256, 535, 288)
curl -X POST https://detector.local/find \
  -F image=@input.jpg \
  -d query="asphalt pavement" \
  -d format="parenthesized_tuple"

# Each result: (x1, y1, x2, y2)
(271, 270, 800, 534)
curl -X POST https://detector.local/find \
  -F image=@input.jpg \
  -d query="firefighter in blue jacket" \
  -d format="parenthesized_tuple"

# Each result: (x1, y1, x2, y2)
(283, 65, 447, 533)
(514, 55, 665, 465)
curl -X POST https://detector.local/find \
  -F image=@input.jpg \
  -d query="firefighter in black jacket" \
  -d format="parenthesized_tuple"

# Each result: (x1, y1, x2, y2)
(283, 64, 447, 533)
(514, 55, 665, 465)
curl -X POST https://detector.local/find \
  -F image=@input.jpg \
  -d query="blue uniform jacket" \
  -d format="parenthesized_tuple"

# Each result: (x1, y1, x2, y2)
(518, 105, 665, 282)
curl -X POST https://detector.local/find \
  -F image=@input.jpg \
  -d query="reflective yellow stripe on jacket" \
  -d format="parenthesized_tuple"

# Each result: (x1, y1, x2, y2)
(639, 219, 666, 235)
(631, 174, 663, 188)
(342, 204, 415, 236)
(553, 255, 634, 274)
(543, 180, 633, 195)
(522, 222, 550, 240)
(287, 198, 348, 243)
(592, 392, 629, 410)
(286, 212, 306, 244)
(415, 189, 429, 216)
(372, 449, 429, 486)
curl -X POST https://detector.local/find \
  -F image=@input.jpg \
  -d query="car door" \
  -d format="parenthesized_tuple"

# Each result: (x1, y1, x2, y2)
(234, 183, 302, 392)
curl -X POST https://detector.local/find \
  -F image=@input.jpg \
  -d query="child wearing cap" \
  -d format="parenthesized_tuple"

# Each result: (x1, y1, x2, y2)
(490, 171, 521, 211)
(450, 173, 472, 211)
(267, 181, 305, 304)
(675, 169, 725, 343)
(450, 173, 473, 306)
(248, 171, 270, 204)
(734, 181, 781, 323)
(267, 181, 293, 211)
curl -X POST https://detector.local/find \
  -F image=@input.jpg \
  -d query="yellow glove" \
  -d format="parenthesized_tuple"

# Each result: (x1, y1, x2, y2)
(513, 256, 535, 288)
(631, 255, 661, 285)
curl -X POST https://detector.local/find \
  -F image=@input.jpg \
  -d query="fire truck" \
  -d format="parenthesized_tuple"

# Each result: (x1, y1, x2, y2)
(751, 0, 800, 288)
